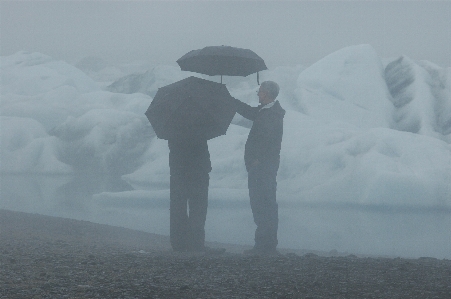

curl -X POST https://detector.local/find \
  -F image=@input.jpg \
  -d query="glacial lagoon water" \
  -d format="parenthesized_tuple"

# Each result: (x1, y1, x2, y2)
(1, 174, 450, 259)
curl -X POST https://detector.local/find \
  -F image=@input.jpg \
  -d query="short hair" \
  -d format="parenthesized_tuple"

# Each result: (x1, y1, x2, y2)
(260, 81, 279, 100)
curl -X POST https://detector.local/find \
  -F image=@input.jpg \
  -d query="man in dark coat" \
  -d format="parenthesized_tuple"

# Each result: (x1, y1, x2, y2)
(168, 135, 211, 252)
(233, 81, 285, 255)
(166, 94, 227, 254)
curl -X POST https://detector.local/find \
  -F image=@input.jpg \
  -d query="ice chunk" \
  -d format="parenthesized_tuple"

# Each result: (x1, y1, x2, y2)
(0, 116, 72, 173)
(52, 109, 152, 176)
(294, 44, 392, 129)
(385, 56, 451, 142)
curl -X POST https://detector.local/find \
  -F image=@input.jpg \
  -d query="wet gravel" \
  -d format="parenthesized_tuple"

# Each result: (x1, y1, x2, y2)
(1, 209, 450, 299)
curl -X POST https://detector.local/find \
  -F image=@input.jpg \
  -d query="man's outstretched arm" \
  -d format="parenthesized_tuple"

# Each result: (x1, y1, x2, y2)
(232, 97, 260, 121)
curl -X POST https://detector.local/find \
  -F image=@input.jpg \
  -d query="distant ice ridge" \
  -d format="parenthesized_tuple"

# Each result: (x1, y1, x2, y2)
(1, 45, 450, 207)
(105, 65, 191, 98)
(1, 51, 99, 96)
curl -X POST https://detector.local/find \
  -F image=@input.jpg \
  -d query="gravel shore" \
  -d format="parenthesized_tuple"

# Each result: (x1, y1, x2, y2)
(1, 209, 450, 298)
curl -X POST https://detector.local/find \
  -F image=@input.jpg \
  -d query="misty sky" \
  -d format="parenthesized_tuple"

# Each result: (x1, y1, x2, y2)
(1, 1, 450, 69)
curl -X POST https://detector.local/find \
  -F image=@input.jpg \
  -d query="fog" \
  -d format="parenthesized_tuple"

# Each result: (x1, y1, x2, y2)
(1, 1, 451, 259)
(2, 44, 451, 258)
(1, 1, 450, 68)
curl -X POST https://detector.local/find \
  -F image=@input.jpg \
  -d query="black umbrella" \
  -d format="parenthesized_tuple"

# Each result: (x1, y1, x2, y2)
(145, 76, 236, 140)
(176, 46, 267, 83)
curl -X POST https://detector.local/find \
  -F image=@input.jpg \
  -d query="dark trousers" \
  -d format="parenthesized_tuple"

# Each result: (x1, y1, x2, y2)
(170, 172, 209, 251)
(248, 167, 279, 251)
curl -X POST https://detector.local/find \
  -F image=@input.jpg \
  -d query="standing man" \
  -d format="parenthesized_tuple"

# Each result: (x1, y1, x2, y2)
(233, 81, 285, 255)
(168, 135, 211, 252)
(167, 107, 225, 254)
(167, 102, 213, 253)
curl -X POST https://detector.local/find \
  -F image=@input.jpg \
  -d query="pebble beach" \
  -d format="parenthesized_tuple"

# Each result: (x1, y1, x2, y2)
(1, 209, 450, 299)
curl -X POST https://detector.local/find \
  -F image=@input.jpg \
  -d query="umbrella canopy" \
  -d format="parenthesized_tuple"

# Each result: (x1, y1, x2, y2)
(145, 76, 236, 140)
(176, 46, 267, 77)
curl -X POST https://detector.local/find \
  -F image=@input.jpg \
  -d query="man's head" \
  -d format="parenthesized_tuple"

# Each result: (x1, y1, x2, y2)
(257, 81, 280, 105)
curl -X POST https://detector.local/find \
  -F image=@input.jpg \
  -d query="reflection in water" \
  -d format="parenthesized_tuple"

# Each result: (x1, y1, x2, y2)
(1, 175, 450, 259)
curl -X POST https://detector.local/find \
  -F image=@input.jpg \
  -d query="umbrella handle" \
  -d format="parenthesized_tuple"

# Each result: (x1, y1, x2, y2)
(257, 72, 260, 85)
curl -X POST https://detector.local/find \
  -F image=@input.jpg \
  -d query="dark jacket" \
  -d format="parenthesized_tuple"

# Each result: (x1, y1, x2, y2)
(234, 99, 285, 173)
(168, 137, 211, 175)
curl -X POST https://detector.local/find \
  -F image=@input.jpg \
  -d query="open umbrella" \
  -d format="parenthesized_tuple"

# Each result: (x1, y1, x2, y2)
(176, 46, 267, 83)
(145, 76, 236, 140)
